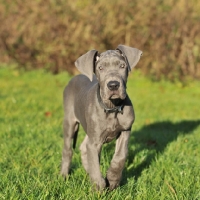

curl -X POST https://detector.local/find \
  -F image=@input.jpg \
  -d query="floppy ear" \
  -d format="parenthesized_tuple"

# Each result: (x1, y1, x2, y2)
(75, 50, 98, 81)
(116, 45, 143, 71)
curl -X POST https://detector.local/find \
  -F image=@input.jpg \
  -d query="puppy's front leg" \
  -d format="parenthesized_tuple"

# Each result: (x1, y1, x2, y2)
(106, 131, 130, 190)
(86, 137, 106, 191)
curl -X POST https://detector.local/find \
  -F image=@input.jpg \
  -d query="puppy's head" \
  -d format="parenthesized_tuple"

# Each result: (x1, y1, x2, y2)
(75, 45, 142, 101)
(95, 50, 127, 101)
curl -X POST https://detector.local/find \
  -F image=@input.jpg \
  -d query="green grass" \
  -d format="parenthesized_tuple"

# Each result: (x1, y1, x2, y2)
(0, 66, 200, 199)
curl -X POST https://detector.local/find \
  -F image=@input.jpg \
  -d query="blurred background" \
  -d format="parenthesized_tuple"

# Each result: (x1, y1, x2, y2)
(0, 0, 200, 81)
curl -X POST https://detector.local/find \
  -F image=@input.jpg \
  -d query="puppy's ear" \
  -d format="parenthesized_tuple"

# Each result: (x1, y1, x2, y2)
(75, 50, 98, 81)
(116, 45, 142, 71)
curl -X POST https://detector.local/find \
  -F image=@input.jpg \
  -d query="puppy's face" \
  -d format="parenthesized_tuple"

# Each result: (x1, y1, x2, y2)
(95, 50, 128, 101)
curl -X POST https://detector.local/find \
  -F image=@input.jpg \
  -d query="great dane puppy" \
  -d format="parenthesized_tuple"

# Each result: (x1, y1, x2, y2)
(61, 45, 142, 191)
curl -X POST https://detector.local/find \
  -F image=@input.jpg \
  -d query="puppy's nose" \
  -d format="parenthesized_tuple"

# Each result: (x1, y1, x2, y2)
(107, 81, 120, 91)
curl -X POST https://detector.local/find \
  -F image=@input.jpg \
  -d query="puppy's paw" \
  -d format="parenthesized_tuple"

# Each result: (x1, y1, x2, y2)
(106, 178, 120, 190)
(106, 171, 122, 190)
(92, 177, 106, 192)
(60, 162, 70, 178)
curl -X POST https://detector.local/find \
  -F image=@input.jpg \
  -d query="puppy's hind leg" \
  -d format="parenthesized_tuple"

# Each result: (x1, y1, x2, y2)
(80, 135, 89, 173)
(61, 115, 79, 177)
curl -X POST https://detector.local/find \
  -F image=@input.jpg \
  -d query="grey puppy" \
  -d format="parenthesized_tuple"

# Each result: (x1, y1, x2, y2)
(61, 45, 142, 191)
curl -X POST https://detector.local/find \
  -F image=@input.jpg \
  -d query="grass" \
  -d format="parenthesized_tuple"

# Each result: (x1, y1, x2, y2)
(0, 66, 200, 199)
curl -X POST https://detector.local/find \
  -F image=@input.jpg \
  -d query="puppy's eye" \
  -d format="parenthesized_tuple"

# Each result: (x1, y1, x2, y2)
(120, 64, 125, 68)
(99, 66, 103, 70)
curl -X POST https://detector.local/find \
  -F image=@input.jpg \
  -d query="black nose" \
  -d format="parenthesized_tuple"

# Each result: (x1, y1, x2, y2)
(107, 81, 120, 91)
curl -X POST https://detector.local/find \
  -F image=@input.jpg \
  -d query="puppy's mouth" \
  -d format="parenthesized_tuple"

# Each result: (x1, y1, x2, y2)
(109, 91, 126, 100)
(100, 84, 127, 101)
(110, 94, 120, 99)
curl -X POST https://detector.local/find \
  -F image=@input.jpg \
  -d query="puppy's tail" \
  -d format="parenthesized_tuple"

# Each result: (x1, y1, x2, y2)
(73, 123, 79, 149)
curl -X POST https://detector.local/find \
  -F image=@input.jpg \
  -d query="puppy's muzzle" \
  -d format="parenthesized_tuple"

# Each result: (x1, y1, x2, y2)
(107, 81, 120, 91)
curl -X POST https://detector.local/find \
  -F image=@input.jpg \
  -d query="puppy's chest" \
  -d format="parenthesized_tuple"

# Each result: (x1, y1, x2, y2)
(101, 114, 130, 143)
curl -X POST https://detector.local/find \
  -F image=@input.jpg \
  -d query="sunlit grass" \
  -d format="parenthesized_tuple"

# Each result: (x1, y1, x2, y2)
(0, 67, 200, 199)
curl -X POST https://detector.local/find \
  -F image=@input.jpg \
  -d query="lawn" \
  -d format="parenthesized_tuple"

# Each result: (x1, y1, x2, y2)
(0, 66, 200, 199)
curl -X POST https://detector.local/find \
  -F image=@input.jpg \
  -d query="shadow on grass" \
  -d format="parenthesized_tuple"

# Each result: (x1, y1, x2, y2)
(122, 119, 200, 183)
(67, 120, 200, 188)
